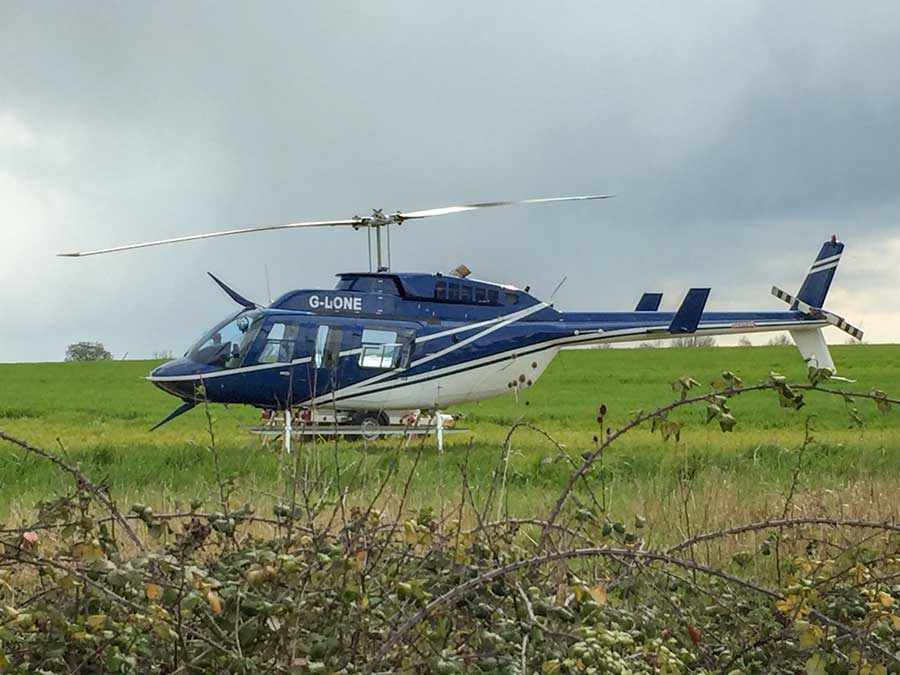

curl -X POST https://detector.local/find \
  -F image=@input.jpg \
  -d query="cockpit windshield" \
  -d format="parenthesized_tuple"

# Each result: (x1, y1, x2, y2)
(187, 310, 264, 368)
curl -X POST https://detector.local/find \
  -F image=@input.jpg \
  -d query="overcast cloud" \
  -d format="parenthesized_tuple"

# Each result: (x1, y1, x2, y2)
(2, 1, 899, 362)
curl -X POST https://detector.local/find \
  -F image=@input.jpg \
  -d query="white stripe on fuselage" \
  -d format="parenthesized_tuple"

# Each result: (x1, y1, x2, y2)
(148, 356, 313, 382)
(307, 301, 551, 405)
(306, 316, 823, 406)
(147, 303, 548, 384)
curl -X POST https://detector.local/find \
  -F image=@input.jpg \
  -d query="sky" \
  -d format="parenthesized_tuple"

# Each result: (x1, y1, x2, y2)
(2, 1, 899, 362)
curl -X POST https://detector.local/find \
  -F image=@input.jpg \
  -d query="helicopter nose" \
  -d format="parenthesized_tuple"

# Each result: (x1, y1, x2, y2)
(148, 358, 207, 400)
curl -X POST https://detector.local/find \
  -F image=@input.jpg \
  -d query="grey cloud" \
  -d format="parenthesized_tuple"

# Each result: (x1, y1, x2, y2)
(1, 1, 899, 361)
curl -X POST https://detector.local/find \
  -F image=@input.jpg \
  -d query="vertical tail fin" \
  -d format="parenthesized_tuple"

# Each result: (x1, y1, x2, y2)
(796, 236, 843, 308)
(789, 328, 836, 372)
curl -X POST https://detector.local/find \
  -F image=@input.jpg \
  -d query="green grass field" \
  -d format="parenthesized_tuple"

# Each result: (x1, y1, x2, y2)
(2, 345, 899, 535)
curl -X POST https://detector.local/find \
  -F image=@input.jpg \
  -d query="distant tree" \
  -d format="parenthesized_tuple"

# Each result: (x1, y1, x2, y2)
(737, 336, 753, 347)
(767, 334, 792, 346)
(153, 349, 175, 359)
(669, 336, 717, 348)
(65, 342, 112, 362)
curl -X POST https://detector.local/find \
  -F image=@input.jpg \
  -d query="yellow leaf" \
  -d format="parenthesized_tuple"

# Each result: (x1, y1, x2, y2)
(145, 583, 163, 601)
(775, 594, 800, 614)
(798, 622, 823, 649)
(85, 614, 106, 629)
(403, 521, 419, 546)
(350, 549, 367, 571)
(877, 591, 894, 608)
(589, 584, 608, 605)
(71, 542, 104, 562)
(206, 591, 223, 615)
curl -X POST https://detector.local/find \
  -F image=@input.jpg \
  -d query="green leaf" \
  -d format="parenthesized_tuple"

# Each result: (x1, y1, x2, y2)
(807, 366, 832, 386)
(672, 376, 700, 400)
(805, 653, 827, 675)
(871, 390, 891, 414)
(721, 371, 743, 387)
(718, 413, 737, 433)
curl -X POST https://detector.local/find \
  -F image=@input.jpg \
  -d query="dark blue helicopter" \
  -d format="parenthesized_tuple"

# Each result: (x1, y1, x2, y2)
(59, 196, 862, 431)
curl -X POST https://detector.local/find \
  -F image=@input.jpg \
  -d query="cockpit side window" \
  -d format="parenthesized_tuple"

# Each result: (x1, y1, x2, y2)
(258, 321, 300, 364)
(314, 325, 343, 369)
(188, 311, 263, 368)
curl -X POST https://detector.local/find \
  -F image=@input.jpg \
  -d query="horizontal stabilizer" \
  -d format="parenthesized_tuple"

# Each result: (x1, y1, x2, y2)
(635, 292, 663, 312)
(771, 286, 863, 341)
(669, 288, 710, 334)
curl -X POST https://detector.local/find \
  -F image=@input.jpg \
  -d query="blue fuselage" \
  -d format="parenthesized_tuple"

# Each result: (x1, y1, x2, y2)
(149, 271, 821, 412)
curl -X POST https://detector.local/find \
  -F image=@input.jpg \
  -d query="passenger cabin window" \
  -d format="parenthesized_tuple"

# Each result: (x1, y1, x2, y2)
(314, 325, 343, 369)
(258, 321, 300, 364)
(359, 328, 403, 369)
(433, 280, 500, 305)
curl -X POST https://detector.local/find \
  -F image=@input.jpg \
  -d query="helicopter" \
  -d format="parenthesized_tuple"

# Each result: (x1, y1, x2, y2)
(59, 195, 863, 441)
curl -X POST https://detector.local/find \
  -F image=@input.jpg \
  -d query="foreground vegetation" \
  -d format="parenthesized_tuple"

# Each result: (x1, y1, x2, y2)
(1, 345, 899, 526)
(0, 351, 898, 672)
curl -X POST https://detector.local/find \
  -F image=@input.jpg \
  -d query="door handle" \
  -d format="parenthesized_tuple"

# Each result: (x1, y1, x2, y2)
(279, 371, 291, 376)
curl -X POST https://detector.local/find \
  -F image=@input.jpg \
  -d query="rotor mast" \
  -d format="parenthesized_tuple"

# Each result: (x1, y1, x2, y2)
(358, 209, 399, 273)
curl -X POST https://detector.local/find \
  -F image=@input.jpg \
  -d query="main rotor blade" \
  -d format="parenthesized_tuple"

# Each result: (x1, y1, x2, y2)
(57, 218, 364, 257)
(397, 194, 614, 220)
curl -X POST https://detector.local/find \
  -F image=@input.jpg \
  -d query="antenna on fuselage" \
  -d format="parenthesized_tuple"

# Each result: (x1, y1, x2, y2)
(264, 264, 273, 305)
(58, 194, 614, 272)
(550, 275, 568, 303)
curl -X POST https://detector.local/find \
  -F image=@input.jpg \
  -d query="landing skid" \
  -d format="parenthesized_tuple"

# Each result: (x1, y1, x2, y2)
(248, 409, 465, 452)
(247, 425, 470, 438)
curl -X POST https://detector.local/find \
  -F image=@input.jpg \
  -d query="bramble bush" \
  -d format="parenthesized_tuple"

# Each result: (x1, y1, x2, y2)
(1, 368, 899, 673)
